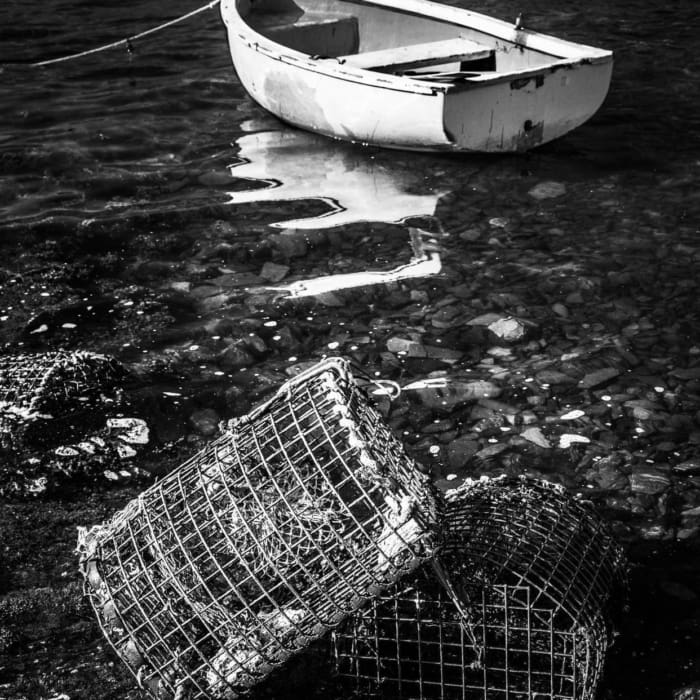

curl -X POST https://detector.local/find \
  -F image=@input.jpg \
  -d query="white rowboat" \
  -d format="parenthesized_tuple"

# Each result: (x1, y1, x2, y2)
(220, 0, 613, 153)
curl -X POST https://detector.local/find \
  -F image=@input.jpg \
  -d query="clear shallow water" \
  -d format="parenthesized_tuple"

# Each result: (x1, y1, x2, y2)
(2, 0, 699, 232)
(1, 1, 700, 699)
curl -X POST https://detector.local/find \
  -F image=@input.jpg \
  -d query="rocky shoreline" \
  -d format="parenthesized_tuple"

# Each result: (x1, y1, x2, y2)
(1, 175, 700, 699)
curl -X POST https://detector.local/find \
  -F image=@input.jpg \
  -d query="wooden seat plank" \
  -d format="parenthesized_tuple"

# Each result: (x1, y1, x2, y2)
(265, 16, 359, 57)
(340, 37, 493, 71)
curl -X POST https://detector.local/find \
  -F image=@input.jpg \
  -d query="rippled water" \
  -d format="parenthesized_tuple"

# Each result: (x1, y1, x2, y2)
(2, 0, 699, 234)
(1, 0, 700, 698)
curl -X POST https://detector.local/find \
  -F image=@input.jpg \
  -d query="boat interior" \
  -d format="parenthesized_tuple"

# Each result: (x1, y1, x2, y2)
(241, 0, 569, 83)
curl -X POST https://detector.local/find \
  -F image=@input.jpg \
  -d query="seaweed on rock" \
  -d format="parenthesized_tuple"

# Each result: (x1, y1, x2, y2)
(0, 350, 125, 452)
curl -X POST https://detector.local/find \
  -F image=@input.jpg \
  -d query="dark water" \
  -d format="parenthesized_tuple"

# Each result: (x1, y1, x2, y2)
(1, 0, 700, 698)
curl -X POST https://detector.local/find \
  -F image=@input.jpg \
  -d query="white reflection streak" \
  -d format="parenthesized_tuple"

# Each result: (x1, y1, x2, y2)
(400, 377, 450, 391)
(268, 252, 441, 299)
(227, 130, 445, 229)
(263, 226, 444, 299)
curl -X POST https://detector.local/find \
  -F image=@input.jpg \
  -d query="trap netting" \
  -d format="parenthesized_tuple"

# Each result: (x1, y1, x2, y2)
(333, 477, 627, 700)
(79, 357, 440, 700)
(0, 350, 124, 451)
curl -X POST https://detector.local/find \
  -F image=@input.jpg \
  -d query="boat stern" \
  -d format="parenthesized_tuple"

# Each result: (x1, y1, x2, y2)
(442, 54, 613, 152)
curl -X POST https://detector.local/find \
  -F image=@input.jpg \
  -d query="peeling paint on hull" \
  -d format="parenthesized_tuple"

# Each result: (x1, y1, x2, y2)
(443, 60, 613, 152)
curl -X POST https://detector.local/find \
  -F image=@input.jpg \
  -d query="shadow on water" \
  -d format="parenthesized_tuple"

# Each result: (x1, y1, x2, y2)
(604, 541, 700, 699)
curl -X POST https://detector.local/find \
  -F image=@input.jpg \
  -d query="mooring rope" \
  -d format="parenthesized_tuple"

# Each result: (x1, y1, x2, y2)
(32, 0, 221, 67)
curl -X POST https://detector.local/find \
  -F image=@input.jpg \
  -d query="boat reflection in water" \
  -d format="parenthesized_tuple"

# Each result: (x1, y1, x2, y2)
(228, 125, 446, 299)
(228, 125, 447, 229)
(266, 227, 441, 300)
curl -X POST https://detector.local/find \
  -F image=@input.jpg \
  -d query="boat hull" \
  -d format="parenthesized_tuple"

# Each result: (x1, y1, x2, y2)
(221, 0, 613, 153)
(227, 35, 453, 150)
(443, 61, 613, 151)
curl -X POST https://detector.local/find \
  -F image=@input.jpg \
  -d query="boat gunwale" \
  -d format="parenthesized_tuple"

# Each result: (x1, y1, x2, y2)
(224, 0, 612, 95)
(343, 0, 612, 60)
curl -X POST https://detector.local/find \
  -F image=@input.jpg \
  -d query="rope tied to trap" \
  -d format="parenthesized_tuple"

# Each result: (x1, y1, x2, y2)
(31, 0, 221, 67)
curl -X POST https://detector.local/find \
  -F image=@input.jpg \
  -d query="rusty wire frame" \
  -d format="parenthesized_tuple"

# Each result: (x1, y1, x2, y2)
(333, 478, 627, 700)
(79, 357, 440, 700)
(0, 350, 124, 451)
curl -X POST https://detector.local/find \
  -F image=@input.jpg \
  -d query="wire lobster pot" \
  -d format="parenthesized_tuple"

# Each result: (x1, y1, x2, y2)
(333, 477, 627, 700)
(0, 350, 124, 452)
(79, 357, 440, 700)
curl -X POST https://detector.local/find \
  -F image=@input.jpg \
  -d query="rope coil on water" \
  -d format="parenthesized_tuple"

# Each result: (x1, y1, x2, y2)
(31, 0, 221, 67)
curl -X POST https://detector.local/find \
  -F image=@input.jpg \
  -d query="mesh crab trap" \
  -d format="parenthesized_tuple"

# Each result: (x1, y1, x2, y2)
(333, 477, 627, 700)
(0, 350, 125, 451)
(79, 357, 440, 700)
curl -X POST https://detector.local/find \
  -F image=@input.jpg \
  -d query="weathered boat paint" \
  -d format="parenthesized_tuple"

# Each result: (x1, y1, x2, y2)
(220, 0, 613, 152)
(443, 59, 614, 151)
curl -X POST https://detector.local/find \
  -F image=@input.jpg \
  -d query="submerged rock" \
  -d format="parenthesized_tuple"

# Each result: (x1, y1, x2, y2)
(106, 418, 149, 445)
(259, 261, 290, 283)
(558, 434, 591, 448)
(521, 427, 551, 449)
(413, 379, 502, 411)
(219, 342, 255, 370)
(578, 367, 622, 389)
(387, 337, 426, 357)
(446, 436, 479, 469)
(629, 469, 672, 495)
(487, 316, 531, 343)
(528, 181, 567, 200)
(189, 408, 220, 437)
(430, 305, 463, 329)
(535, 369, 578, 386)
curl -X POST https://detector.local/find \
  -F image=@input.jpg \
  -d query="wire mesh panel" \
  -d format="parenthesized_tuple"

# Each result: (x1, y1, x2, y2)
(442, 477, 627, 653)
(334, 576, 583, 700)
(0, 351, 125, 451)
(333, 477, 627, 700)
(79, 357, 440, 700)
